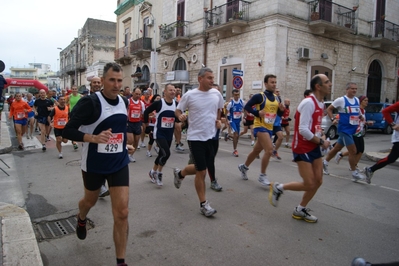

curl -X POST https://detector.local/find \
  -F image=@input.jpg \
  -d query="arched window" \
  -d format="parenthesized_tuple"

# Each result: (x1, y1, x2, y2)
(142, 65, 150, 81)
(367, 60, 382, 102)
(173, 57, 186, 70)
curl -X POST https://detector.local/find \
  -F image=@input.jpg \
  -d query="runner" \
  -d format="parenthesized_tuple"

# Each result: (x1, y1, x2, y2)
(139, 90, 152, 149)
(226, 89, 244, 157)
(269, 74, 332, 223)
(9, 92, 32, 150)
(271, 88, 283, 160)
(48, 96, 69, 158)
(281, 99, 291, 148)
(144, 94, 161, 157)
(33, 89, 54, 151)
(239, 94, 255, 146)
(126, 87, 145, 162)
(238, 74, 285, 185)
(26, 93, 35, 139)
(143, 84, 177, 186)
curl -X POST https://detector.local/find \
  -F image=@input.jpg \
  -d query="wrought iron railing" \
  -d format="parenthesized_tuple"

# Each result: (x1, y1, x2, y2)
(204, 0, 251, 29)
(370, 20, 399, 41)
(114, 46, 131, 60)
(308, 0, 355, 29)
(130, 37, 152, 53)
(159, 20, 191, 43)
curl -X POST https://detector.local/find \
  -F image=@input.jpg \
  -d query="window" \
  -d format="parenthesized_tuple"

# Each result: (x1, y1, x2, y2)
(143, 17, 149, 37)
(124, 28, 129, 46)
(173, 57, 186, 70)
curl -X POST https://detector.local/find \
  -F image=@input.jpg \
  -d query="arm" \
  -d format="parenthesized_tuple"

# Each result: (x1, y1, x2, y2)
(382, 102, 399, 124)
(244, 94, 263, 117)
(326, 104, 338, 125)
(143, 101, 161, 123)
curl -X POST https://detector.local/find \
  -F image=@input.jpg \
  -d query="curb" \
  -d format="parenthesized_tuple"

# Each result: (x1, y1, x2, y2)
(0, 110, 13, 154)
(0, 203, 43, 266)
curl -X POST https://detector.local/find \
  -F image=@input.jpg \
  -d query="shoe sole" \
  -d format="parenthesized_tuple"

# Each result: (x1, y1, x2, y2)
(238, 165, 248, 180)
(211, 187, 222, 192)
(268, 183, 277, 207)
(292, 214, 318, 223)
(201, 210, 217, 217)
(99, 191, 110, 197)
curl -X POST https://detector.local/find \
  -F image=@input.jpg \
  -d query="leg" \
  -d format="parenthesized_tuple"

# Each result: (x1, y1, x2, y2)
(38, 122, 47, 144)
(14, 124, 23, 146)
(56, 136, 62, 153)
(370, 142, 399, 173)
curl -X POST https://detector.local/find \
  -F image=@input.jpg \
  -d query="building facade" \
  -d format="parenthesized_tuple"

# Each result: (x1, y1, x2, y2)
(114, 0, 398, 108)
(58, 18, 116, 91)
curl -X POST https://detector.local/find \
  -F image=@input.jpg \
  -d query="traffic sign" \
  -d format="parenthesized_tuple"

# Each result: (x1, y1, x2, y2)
(232, 69, 243, 77)
(233, 76, 243, 89)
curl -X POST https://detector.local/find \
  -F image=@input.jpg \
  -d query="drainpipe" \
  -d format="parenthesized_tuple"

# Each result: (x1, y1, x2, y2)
(203, 0, 212, 67)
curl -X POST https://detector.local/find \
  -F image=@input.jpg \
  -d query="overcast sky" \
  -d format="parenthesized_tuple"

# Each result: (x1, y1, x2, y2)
(0, 0, 117, 73)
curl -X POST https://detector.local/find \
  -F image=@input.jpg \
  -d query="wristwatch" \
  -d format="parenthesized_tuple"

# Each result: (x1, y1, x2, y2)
(319, 138, 325, 146)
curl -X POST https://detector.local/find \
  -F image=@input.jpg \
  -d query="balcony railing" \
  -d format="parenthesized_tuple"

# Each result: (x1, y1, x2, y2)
(10, 75, 35, 79)
(130, 37, 152, 54)
(159, 20, 191, 43)
(308, 0, 355, 30)
(370, 20, 399, 41)
(114, 46, 131, 60)
(204, 0, 250, 30)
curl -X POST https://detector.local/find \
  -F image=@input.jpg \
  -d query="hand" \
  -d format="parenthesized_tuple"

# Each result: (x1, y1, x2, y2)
(178, 114, 187, 122)
(215, 120, 221, 129)
(93, 128, 113, 144)
(126, 144, 135, 155)
(278, 103, 285, 111)
(393, 124, 399, 131)
(321, 139, 331, 150)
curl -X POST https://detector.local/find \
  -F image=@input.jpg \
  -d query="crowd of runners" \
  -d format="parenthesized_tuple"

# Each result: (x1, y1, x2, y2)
(5, 63, 399, 266)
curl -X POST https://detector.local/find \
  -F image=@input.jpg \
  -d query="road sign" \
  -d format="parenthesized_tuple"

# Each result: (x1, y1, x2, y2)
(233, 76, 243, 89)
(232, 69, 243, 77)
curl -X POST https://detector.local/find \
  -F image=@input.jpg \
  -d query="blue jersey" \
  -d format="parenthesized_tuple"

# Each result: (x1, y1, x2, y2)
(229, 99, 244, 122)
(338, 96, 360, 135)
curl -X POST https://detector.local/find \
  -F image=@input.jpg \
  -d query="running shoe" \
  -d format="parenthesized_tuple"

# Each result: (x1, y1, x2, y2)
(30, 134, 33, 139)
(26, 135, 30, 139)
(224, 132, 228, 141)
(351, 257, 371, 266)
(73, 142, 79, 150)
(129, 154, 136, 162)
(146, 151, 152, 157)
(258, 173, 270, 186)
(269, 182, 283, 207)
(140, 142, 146, 148)
(232, 150, 239, 157)
(273, 150, 281, 160)
(173, 168, 182, 189)
(59, 153, 63, 159)
(46, 136, 50, 141)
(76, 215, 87, 240)
(42, 144, 46, 151)
(156, 173, 163, 186)
(364, 167, 374, 184)
(210, 180, 223, 191)
(99, 185, 110, 197)
(149, 171, 156, 183)
(18, 144, 23, 150)
(178, 142, 184, 147)
(238, 164, 249, 180)
(137, 145, 140, 150)
(292, 207, 318, 223)
(251, 141, 255, 146)
(175, 145, 185, 152)
(35, 128, 39, 132)
(200, 200, 217, 217)
(352, 170, 366, 182)
(335, 152, 342, 164)
(284, 143, 290, 148)
(323, 160, 329, 175)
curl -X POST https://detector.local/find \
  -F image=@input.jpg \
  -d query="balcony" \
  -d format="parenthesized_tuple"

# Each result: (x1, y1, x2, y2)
(65, 64, 75, 75)
(308, 0, 355, 38)
(204, 0, 251, 38)
(130, 37, 152, 58)
(77, 61, 87, 72)
(114, 46, 132, 65)
(163, 70, 189, 84)
(369, 20, 399, 49)
(114, 0, 144, 15)
(159, 20, 191, 47)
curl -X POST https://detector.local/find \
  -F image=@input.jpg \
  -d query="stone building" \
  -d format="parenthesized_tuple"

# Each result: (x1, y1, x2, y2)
(58, 18, 116, 91)
(114, 0, 398, 109)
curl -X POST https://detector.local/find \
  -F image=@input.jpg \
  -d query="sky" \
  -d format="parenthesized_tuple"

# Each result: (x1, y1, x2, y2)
(0, 0, 117, 73)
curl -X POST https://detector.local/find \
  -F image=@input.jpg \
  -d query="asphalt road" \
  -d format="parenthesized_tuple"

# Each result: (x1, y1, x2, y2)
(10, 128, 399, 266)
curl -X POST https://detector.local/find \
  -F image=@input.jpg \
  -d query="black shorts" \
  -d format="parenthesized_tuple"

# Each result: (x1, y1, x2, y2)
(188, 139, 215, 171)
(53, 128, 64, 137)
(127, 121, 142, 135)
(36, 116, 49, 126)
(353, 135, 365, 154)
(81, 164, 129, 191)
(281, 123, 289, 128)
(243, 119, 254, 127)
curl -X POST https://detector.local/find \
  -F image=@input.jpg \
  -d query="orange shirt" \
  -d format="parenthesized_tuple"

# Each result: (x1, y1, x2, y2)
(9, 100, 32, 120)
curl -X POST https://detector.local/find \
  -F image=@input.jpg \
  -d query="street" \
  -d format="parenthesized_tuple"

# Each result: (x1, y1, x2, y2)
(8, 125, 399, 266)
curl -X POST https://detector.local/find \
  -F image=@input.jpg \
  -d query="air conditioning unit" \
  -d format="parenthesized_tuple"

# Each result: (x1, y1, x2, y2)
(147, 18, 154, 26)
(298, 47, 311, 61)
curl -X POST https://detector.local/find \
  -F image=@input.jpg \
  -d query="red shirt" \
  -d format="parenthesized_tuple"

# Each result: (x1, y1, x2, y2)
(128, 98, 143, 123)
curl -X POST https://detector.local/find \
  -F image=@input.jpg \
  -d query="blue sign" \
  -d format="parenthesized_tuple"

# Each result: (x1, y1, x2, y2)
(232, 69, 243, 77)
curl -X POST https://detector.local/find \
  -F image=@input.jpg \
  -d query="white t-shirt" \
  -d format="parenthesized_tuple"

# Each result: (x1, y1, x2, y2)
(332, 96, 359, 112)
(177, 88, 224, 141)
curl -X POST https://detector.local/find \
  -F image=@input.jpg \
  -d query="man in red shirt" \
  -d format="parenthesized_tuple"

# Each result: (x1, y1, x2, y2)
(127, 87, 145, 162)
(269, 74, 331, 223)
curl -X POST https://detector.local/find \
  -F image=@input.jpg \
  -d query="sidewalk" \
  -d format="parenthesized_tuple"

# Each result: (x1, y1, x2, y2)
(0, 109, 43, 266)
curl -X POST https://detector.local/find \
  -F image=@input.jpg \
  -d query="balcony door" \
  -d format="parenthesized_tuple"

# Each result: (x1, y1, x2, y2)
(226, 0, 239, 21)
(177, 0, 185, 36)
(374, 0, 386, 37)
(319, 0, 332, 22)
(220, 64, 241, 100)
(367, 60, 382, 103)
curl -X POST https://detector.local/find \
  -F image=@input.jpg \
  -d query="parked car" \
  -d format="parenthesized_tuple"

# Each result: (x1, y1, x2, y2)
(365, 102, 394, 134)
(321, 101, 339, 139)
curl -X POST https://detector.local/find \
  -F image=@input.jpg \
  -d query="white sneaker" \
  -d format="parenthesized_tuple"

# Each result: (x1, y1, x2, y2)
(146, 150, 152, 157)
(251, 141, 255, 146)
(335, 152, 342, 164)
(140, 142, 146, 148)
(58, 153, 63, 159)
(352, 170, 366, 182)
(175, 145, 185, 152)
(129, 154, 136, 162)
(258, 174, 270, 186)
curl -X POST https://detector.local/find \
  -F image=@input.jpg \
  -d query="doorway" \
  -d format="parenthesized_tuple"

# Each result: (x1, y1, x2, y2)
(220, 64, 241, 101)
(367, 60, 382, 102)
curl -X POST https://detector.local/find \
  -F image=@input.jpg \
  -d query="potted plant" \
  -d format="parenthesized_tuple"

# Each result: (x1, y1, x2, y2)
(311, 1, 319, 21)
(353, 5, 358, 11)
(234, 11, 244, 19)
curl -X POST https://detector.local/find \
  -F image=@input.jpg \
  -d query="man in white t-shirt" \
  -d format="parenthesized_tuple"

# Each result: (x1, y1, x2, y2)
(174, 67, 224, 217)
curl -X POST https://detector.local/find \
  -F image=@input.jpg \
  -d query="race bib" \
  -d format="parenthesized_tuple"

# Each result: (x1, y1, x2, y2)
(264, 113, 276, 124)
(233, 112, 241, 119)
(349, 115, 360, 125)
(131, 110, 140, 118)
(97, 133, 124, 153)
(57, 118, 67, 126)
(161, 117, 174, 128)
(315, 125, 322, 137)
(17, 112, 25, 119)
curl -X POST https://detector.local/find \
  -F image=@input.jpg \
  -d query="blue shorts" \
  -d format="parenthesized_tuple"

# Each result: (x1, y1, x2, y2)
(36, 116, 49, 126)
(14, 119, 28, 126)
(253, 127, 273, 138)
(229, 120, 241, 134)
(28, 111, 35, 119)
(293, 146, 322, 163)
(337, 132, 355, 146)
